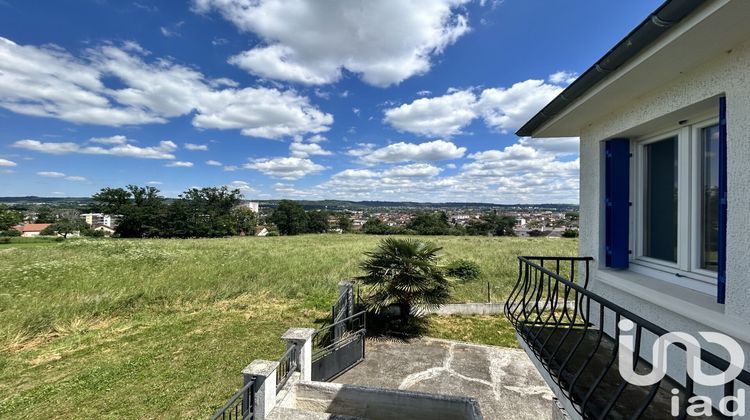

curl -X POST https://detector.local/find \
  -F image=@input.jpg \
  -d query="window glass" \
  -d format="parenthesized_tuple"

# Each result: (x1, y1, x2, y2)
(701, 124, 720, 271)
(644, 137, 678, 262)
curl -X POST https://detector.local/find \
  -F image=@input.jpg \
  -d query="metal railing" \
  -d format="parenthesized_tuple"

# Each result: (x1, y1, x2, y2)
(210, 379, 255, 420)
(275, 343, 298, 393)
(505, 256, 750, 419)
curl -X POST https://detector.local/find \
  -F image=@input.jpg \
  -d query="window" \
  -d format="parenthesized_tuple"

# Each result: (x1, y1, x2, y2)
(631, 118, 719, 293)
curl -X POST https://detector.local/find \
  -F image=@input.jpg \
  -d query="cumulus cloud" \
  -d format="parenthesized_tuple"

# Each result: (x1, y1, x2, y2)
(518, 137, 579, 156)
(383, 76, 574, 136)
(185, 143, 209, 151)
(206, 160, 222, 166)
(548, 70, 578, 85)
(37, 171, 87, 181)
(243, 156, 325, 180)
(227, 180, 256, 192)
(382, 163, 442, 178)
(165, 161, 193, 168)
(289, 141, 332, 158)
(383, 90, 477, 137)
(0, 37, 332, 139)
(192, 0, 471, 87)
(0, 158, 17, 167)
(14, 138, 178, 159)
(89, 135, 131, 145)
(147, 181, 163, 185)
(357, 140, 465, 165)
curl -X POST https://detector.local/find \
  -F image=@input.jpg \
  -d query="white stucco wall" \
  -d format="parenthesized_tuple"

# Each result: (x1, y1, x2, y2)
(578, 38, 750, 367)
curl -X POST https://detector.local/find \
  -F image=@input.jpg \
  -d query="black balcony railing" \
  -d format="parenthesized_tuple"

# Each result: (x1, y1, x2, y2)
(505, 256, 750, 419)
(210, 379, 255, 420)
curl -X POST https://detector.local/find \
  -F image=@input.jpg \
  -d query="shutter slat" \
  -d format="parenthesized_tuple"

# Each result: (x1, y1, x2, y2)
(717, 97, 727, 304)
(605, 138, 630, 269)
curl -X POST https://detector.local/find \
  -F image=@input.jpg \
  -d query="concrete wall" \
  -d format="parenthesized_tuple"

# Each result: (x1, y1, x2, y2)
(578, 38, 750, 371)
(292, 381, 482, 420)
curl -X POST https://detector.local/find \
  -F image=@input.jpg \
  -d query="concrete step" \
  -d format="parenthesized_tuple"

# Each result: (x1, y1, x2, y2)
(268, 407, 366, 420)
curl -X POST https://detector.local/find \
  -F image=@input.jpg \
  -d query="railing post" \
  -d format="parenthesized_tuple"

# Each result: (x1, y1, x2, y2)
(281, 328, 315, 382)
(338, 280, 354, 317)
(243, 360, 278, 420)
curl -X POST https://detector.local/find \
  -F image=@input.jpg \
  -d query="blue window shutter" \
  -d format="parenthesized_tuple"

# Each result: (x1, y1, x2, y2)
(605, 138, 630, 269)
(718, 97, 727, 304)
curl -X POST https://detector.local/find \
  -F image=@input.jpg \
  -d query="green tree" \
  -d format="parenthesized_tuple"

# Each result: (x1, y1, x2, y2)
(466, 211, 516, 236)
(92, 187, 131, 215)
(41, 213, 86, 238)
(230, 206, 257, 236)
(407, 211, 450, 235)
(358, 238, 451, 324)
(337, 213, 353, 232)
(362, 217, 390, 234)
(111, 185, 166, 238)
(0, 205, 23, 230)
(176, 186, 242, 237)
(270, 200, 309, 235)
(307, 211, 329, 233)
(562, 228, 579, 238)
(34, 205, 56, 223)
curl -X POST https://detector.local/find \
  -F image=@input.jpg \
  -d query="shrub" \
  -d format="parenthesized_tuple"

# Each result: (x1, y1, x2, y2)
(562, 229, 579, 238)
(0, 229, 21, 237)
(445, 259, 482, 281)
(358, 238, 451, 325)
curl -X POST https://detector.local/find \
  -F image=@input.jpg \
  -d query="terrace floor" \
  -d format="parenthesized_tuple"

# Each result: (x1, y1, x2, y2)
(333, 337, 555, 419)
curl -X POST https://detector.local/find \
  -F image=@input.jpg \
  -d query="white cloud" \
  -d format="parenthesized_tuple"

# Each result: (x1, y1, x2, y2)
(548, 70, 577, 85)
(89, 135, 130, 145)
(243, 156, 324, 180)
(227, 180, 256, 192)
(331, 169, 379, 179)
(307, 134, 326, 143)
(0, 158, 17, 167)
(193, 0, 471, 87)
(345, 143, 376, 158)
(37, 171, 65, 178)
(382, 163, 442, 178)
(0, 37, 332, 139)
(383, 78, 569, 136)
(384, 90, 477, 137)
(289, 141, 332, 158)
(206, 160, 222, 166)
(476, 79, 563, 133)
(358, 140, 465, 165)
(165, 161, 193, 168)
(185, 143, 209, 151)
(14, 138, 178, 159)
(36, 171, 86, 181)
(147, 181, 163, 185)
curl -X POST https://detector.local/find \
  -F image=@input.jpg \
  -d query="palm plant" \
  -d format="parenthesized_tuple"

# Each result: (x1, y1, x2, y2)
(358, 238, 451, 324)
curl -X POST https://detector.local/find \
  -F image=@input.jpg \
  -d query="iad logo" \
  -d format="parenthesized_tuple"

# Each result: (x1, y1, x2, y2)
(618, 319, 746, 417)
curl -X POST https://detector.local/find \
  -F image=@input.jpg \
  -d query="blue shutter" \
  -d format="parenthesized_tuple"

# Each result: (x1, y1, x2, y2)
(717, 97, 727, 304)
(605, 138, 630, 269)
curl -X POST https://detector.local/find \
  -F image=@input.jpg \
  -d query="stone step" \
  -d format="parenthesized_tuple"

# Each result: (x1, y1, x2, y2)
(268, 406, 367, 420)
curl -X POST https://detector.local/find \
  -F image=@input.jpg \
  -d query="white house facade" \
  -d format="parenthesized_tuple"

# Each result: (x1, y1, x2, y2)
(509, 1, 750, 418)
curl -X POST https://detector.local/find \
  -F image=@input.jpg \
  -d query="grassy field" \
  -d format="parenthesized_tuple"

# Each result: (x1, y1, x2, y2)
(0, 234, 576, 418)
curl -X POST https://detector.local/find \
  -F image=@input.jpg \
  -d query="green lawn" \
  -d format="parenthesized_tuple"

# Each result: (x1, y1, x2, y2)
(0, 234, 576, 418)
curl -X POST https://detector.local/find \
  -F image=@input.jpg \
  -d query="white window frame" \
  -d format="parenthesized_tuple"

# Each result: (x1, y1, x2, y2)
(629, 116, 719, 295)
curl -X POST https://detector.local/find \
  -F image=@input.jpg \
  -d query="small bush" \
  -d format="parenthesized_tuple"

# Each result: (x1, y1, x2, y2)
(445, 259, 482, 281)
(562, 229, 579, 238)
(0, 229, 21, 237)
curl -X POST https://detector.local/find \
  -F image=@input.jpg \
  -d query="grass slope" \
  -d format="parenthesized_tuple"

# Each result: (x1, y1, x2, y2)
(0, 235, 576, 418)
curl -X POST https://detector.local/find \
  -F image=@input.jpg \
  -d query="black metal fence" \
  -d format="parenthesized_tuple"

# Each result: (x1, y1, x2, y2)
(275, 343, 298, 393)
(505, 256, 750, 418)
(210, 379, 255, 420)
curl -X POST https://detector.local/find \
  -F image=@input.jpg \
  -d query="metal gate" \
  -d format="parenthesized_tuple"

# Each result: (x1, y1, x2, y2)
(311, 311, 366, 382)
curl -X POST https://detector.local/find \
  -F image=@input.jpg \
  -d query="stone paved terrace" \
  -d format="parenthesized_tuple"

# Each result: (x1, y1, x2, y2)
(333, 337, 555, 419)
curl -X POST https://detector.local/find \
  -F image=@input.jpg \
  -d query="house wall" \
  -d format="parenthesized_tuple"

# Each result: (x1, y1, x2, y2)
(579, 38, 750, 371)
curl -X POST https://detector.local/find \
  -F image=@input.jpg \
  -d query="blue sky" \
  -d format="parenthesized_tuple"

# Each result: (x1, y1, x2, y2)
(0, 0, 659, 203)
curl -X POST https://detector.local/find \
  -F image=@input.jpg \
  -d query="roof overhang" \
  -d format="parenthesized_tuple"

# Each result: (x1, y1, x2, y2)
(519, 0, 750, 138)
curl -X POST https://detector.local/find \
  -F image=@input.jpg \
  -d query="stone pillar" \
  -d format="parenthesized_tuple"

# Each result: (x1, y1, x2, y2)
(243, 359, 278, 420)
(338, 280, 354, 317)
(281, 328, 316, 382)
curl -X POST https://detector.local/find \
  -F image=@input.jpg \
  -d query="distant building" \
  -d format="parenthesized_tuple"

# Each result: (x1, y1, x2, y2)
(93, 224, 115, 236)
(13, 223, 51, 237)
(255, 226, 269, 237)
(80, 213, 121, 228)
(239, 201, 260, 213)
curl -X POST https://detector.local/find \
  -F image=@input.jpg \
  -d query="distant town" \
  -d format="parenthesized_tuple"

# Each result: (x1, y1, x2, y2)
(0, 195, 579, 239)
